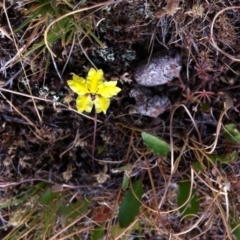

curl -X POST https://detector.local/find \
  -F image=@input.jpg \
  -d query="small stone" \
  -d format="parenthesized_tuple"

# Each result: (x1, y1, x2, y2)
(134, 50, 182, 86)
(129, 87, 170, 117)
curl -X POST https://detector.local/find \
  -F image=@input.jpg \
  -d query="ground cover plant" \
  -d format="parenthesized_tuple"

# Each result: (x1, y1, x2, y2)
(1, 0, 240, 239)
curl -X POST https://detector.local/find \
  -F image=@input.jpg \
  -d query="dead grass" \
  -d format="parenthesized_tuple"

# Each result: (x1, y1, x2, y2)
(1, 0, 240, 239)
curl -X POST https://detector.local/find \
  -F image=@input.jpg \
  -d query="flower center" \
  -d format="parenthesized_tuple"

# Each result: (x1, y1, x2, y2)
(90, 94, 96, 101)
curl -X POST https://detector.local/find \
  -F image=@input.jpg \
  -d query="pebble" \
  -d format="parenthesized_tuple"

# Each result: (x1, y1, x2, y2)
(134, 50, 182, 86)
(129, 87, 170, 117)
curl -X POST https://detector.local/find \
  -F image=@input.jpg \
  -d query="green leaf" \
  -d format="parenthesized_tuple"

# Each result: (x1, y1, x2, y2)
(111, 221, 140, 239)
(57, 200, 89, 222)
(200, 102, 210, 112)
(141, 132, 170, 156)
(118, 180, 143, 228)
(177, 180, 199, 219)
(112, 165, 132, 191)
(112, 165, 132, 173)
(230, 211, 240, 240)
(122, 172, 130, 191)
(192, 161, 204, 172)
(223, 123, 240, 143)
(39, 189, 59, 205)
(111, 223, 126, 239)
(209, 151, 238, 164)
(91, 223, 105, 240)
(97, 145, 105, 154)
(232, 227, 240, 240)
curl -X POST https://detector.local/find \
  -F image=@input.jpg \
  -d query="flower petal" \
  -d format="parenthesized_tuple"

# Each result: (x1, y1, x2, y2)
(67, 74, 88, 95)
(72, 74, 86, 83)
(86, 68, 104, 93)
(76, 95, 93, 113)
(94, 95, 110, 114)
(97, 81, 121, 98)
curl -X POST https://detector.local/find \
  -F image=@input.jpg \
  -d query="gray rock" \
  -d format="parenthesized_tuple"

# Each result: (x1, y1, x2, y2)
(134, 50, 182, 86)
(129, 87, 170, 117)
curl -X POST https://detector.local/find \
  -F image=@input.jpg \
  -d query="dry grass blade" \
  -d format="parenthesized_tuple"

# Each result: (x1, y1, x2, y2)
(1, 0, 240, 239)
(210, 6, 240, 62)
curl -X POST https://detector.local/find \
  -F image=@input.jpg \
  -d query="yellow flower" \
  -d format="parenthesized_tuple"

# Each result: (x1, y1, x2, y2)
(67, 68, 121, 114)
